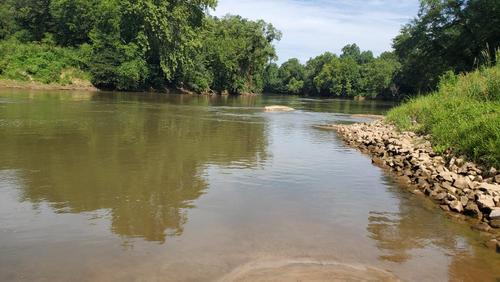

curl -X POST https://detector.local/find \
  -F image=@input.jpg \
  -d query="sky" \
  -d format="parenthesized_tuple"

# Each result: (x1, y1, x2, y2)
(212, 0, 420, 63)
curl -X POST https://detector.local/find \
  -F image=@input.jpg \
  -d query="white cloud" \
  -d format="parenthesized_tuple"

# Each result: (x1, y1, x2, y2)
(211, 0, 419, 63)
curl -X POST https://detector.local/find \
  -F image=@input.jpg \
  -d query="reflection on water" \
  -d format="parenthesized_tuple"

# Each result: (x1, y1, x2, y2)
(367, 183, 500, 280)
(0, 89, 499, 282)
(0, 90, 268, 242)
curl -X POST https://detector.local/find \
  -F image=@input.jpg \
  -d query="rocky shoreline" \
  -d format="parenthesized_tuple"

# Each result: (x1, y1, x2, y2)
(322, 120, 500, 252)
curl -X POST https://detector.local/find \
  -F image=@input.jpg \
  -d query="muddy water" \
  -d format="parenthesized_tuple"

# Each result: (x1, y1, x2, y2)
(0, 90, 498, 281)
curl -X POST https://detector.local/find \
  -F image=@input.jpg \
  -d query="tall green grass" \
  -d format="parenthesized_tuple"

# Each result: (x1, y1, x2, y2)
(387, 63, 500, 168)
(0, 38, 91, 85)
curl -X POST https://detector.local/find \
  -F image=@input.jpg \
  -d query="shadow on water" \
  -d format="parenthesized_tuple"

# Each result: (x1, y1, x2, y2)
(367, 176, 500, 281)
(0, 90, 269, 243)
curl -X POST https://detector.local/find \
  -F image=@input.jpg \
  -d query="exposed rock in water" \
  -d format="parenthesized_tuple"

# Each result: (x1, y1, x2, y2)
(490, 208, 500, 220)
(264, 105, 295, 112)
(477, 195, 496, 211)
(490, 220, 500, 229)
(449, 200, 464, 213)
(464, 202, 482, 219)
(440, 205, 451, 212)
(471, 223, 491, 232)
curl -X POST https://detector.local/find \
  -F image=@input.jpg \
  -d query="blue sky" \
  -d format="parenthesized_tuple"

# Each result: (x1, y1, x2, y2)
(212, 0, 419, 63)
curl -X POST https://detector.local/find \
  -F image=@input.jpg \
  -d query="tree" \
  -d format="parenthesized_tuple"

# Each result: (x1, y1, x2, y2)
(359, 55, 400, 98)
(87, 0, 217, 90)
(88, 0, 148, 90)
(303, 52, 336, 94)
(50, 0, 98, 46)
(393, 0, 500, 94)
(263, 63, 281, 93)
(0, 1, 17, 40)
(10, 0, 53, 41)
(183, 15, 281, 94)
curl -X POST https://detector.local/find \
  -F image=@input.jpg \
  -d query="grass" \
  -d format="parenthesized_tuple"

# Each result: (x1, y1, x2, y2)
(386, 63, 500, 168)
(0, 38, 91, 86)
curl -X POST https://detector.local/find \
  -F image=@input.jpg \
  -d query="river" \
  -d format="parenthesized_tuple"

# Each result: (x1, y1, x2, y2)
(0, 89, 498, 281)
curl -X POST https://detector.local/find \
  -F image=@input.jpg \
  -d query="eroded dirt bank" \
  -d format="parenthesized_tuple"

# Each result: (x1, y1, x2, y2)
(321, 120, 500, 252)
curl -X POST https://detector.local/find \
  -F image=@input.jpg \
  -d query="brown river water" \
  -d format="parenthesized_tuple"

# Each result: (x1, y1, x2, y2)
(0, 89, 499, 281)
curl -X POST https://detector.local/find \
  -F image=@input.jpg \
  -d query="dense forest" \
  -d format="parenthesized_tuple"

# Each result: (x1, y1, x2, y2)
(0, 0, 280, 94)
(0, 0, 499, 99)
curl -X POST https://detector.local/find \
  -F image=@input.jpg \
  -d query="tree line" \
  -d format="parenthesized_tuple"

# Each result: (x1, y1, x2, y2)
(263, 0, 499, 98)
(0, 0, 498, 98)
(263, 45, 401, 98)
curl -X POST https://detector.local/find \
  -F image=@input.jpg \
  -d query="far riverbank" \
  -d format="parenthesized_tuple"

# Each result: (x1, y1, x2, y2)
(0, 79, 98, 92)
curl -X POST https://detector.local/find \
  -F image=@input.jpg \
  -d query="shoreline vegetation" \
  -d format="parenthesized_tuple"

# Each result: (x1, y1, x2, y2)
(1, 1, 498, 99)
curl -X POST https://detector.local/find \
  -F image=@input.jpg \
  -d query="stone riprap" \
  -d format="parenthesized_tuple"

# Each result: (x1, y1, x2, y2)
(326, 120, 500, 237)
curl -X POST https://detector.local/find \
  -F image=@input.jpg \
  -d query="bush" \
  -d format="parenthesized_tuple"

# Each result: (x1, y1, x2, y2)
(387, 63, 500, 168)
(0, 38, 90, 85)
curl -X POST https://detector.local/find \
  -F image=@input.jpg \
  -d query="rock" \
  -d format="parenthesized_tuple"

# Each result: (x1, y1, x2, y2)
(495, 175, 500, 184)
(400, 176, 411, 184)
(264, 105, 295, 112)
(485, 239, 498, 249)
(417, 177, 429, 188)
(489, 208, 500, 220)
(449, 200, 464, 213)
(457, 165, 468, 174)
(453, 176, 468, 189)
(436, 166, 445, 174)
(424, 187, 434, 196)
(412, 189, 424, 196)
(440, 205, 450, 212)
(441, 182, 456, 194)
(471, 223, 491, 232)
(490, 220, 500, 228)
(480, 183, 500, 192)
(477, 195, 496, 211)
(449, 157, 456, 167)
(433, 192, 448, 201)
(464, 202, 482, 219)
(439, 171, 453, 182)
(489, 167, 498, 177)
(460, 196, 469, 207)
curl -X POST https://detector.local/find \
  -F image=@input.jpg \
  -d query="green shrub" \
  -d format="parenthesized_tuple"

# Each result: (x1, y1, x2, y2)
(387, 63, 500, 168)
(0, 38, 90, 85)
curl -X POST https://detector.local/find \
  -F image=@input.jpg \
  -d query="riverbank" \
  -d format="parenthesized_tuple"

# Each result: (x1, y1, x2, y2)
(0, 79, 97, 92)
(323, 120, 500, 251)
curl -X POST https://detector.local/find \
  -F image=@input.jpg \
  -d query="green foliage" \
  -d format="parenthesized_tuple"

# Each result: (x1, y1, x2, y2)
(1, 0, 497, 98)
(0, 38, 90, 84)
(87, 0, 148, 90)
(0, 0, 281, 93)
(387, 62, 500, 167)
(0, 1, 17, 40)
(264, 45, 399, 98)
(10, 0, 53, 42)
(359, 55, 401, 98)
(181, 15, 281, 94)
(393, 0, 500, 94)
(50, 0, 98, 46)
(263, 63, 281, 93)
(287, 78, 304, 94)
